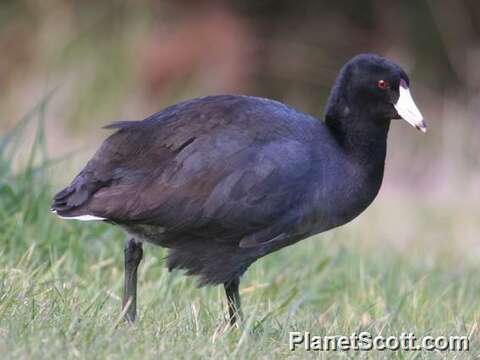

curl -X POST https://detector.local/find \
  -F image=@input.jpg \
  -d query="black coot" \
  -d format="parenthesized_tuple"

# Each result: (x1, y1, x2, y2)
(52, 54, 426, 324)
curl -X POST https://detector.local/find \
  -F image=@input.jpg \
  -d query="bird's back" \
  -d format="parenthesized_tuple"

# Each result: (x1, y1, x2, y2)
(52, 95, 338, 284)
(52, 95, 325, 229)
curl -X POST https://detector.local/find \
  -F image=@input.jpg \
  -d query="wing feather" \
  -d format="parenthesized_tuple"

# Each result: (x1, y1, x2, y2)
(52, 96, 316, 243)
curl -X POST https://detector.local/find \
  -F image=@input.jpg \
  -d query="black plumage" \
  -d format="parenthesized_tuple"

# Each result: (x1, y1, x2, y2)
(52, 54, 425, 324)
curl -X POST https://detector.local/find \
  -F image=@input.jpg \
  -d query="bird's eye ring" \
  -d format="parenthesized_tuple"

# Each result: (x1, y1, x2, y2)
(377, 80, 388, 90)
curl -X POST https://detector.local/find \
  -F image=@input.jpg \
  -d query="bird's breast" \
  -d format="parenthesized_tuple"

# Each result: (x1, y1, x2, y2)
(298, 159, 384, 236)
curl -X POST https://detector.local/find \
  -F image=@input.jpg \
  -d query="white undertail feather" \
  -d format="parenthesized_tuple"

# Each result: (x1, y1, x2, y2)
(51, 210, 106, 221)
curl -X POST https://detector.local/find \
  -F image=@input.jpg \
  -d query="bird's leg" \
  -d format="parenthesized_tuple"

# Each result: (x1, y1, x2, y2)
(224, 277, 243, 326)
(122, 238, 143, 323)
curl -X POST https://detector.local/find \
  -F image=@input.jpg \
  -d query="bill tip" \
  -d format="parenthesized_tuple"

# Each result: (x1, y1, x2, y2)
(416, 125, 427, 133)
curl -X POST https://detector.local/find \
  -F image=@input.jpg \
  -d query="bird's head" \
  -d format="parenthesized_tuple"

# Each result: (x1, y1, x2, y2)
(326, 53, 426, 133)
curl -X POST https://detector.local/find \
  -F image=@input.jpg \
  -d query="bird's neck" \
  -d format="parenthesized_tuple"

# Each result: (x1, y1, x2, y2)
(325, 107, 390, 168)
(297, 111, 390, 239)
(314, 110, 390, 230)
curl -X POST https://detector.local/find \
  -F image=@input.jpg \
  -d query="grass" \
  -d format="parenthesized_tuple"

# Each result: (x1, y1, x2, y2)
(0, 103, 479, 359)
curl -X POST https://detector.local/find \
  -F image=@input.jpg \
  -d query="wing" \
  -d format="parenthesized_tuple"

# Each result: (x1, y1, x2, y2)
(52, 96, 315, 241)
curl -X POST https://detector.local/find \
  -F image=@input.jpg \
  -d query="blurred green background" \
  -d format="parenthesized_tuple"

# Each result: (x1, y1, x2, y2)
(1, 1, 480, 358)
(0, 0, 480, 200)
(1, 0, 479, 199)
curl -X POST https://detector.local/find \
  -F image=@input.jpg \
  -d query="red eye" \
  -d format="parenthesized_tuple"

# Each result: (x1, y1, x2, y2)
(377, 80, 388, 90)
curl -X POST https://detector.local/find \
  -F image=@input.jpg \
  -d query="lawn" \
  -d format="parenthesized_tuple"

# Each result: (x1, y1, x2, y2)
(0, 107, 478, 359)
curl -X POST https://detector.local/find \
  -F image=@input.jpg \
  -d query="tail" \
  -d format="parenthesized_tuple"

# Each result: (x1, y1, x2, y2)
(51, 173, 106, 221)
